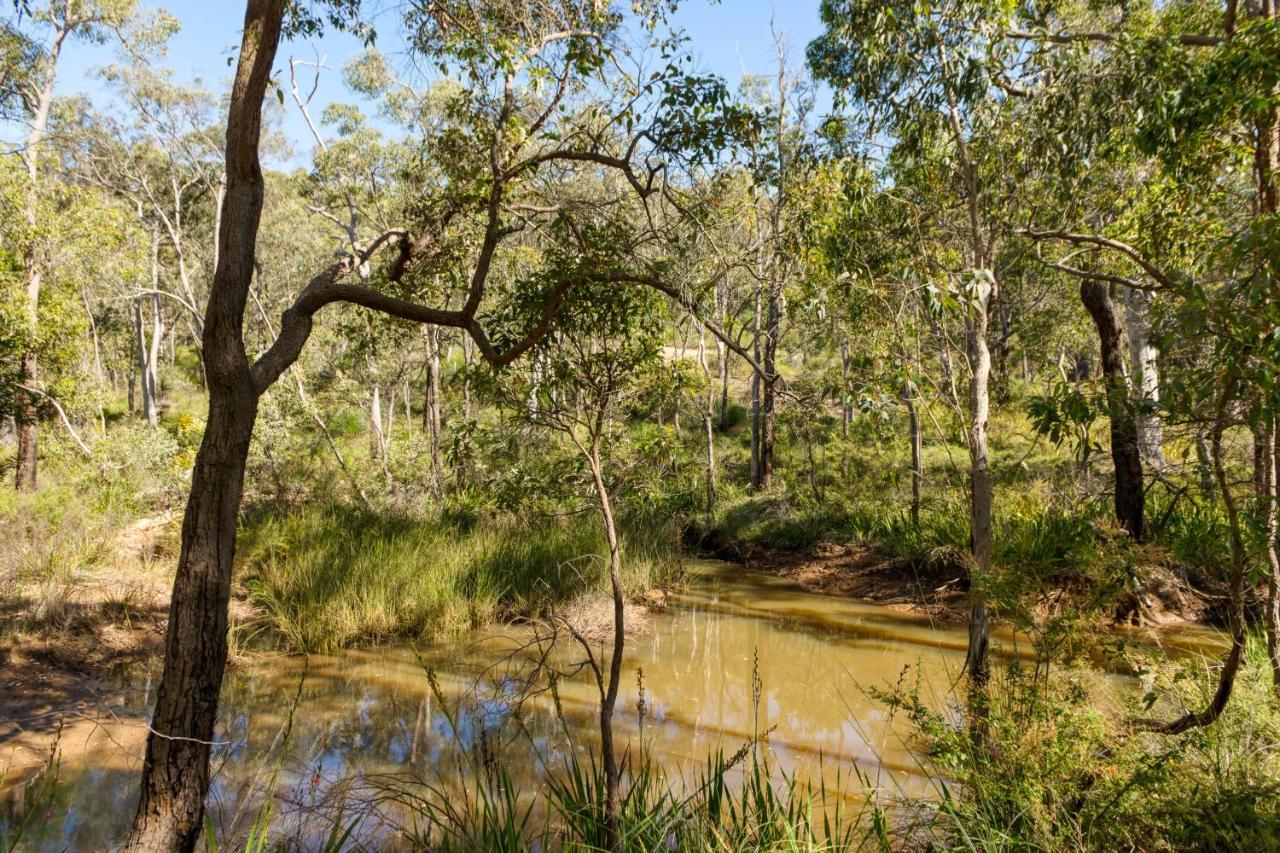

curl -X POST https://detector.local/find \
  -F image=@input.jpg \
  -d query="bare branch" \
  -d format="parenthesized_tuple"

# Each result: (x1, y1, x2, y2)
(1017, 227, 1178, 290)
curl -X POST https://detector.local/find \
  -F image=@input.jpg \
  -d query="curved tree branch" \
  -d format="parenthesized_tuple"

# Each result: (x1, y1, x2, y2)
(1018, 228, 1178, 290)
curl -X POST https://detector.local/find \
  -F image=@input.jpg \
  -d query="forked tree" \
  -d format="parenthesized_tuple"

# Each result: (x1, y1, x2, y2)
(125, 0, 757, 847)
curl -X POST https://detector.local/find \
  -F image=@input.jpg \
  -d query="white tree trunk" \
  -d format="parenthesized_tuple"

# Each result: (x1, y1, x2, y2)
(1124, 288, 1164, 469)
(424, 326, 442, 473)
(369, 383, 385, 459)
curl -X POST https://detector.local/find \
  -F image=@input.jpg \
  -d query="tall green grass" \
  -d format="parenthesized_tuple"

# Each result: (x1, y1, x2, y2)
(237, 503, 683, 652)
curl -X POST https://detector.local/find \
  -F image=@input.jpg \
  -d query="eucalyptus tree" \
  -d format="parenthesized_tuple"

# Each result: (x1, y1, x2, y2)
(1008, 0, 1279, 713)
(809, 0, 1028, 690)
(3, 0, 134, 489)
(734, 50, 814, 491)
(53, 24, 225, 421)
(96, 11, 224, 332)
(0, 153, 145, 441)
(127, 0, 751, 847)
(497, 276, 668, 850)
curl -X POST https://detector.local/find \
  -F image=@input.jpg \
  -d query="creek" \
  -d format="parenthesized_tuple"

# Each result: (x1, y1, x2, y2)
(4, 560, 1212, 849)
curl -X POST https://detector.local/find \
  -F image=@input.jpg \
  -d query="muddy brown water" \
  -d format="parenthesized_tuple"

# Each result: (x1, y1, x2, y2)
(1, 560, 1222, 849)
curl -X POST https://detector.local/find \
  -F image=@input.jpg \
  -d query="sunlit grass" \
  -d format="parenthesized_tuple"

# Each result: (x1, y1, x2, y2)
(237, 503, 683, 653)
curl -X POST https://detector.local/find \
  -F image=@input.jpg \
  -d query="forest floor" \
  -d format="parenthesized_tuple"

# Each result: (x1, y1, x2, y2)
(2, 513, 220, 779)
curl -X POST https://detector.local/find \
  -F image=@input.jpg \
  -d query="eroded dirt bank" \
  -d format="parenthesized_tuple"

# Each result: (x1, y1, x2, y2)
(689, 529, 1221, 629)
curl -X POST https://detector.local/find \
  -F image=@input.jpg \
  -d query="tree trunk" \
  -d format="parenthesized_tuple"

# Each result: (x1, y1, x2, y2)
(424, 326, 442, 473)
(126, 386, 258, 851)
(841, 336, 852, 437)
(149, 293, 163, 417)
(14, 350, 38, 490)
(963, 278, 995, 691)
(12, 15, 69, 492)
(587, 442, 624, 851)
(758, 282, 780, 491)
(717, 340, 730, 430)
(715, 276, 731, 429)
(462, 335, 474, 422)
(1124, 287, 1164, 469)
(1252, 0, 1280, 691)
(369, 383, 385, 459)
(940, 63, 996, 697)
(81, 289, 108, 434)
(386, 384, 397, 443)
(126, 2, 286, 848)
(135, 297, 158, 426)
(750, 283, 763, 488)
(697, 326, 716, 514)
(136, 232, 164, 427)
(1262, 415, 1280, 693)
(1081, 281, 1144, 540)
(903, 377, 922, 526)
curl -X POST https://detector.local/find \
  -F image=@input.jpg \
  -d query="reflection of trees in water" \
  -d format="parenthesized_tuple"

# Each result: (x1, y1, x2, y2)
(23, 567, 976, 847)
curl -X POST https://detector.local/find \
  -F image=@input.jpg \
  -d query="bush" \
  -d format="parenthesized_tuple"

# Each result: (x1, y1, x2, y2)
(876, 638, 1280, 851)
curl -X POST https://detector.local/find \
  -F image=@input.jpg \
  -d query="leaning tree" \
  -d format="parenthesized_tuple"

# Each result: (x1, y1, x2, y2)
(125, 0, 759, 848)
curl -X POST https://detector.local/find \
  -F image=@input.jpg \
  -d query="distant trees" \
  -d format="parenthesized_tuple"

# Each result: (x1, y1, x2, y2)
(3, 0, 135, 489)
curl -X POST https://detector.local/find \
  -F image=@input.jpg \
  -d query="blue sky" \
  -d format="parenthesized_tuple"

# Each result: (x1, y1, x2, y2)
(44, 0, 827, 166)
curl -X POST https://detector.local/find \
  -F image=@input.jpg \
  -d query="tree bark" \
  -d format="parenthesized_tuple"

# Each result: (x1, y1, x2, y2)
(715, 276, 731, 429)
(939, 56, 995, 694)
(749, 282, 763, 488)
(13, 13, 70, 491)
(126, 387, 258, 851)
(134, 297, 157, 426)
(758, 280, 780, 491)
(126, 2, 286, 848)
(1262, 414, 1280, 693)
(697, 326, 716, 514)
(1081, 281, 1144, 540)
(903, 377, 922, 526)
(1253, 0, 1280, 691)
(14, 351, 38, 490)
(841, 336, 852, 437)
(586, 440, 624, 851)
(963, 280, 995, 690)
(424, 325, 443, 474)
(369, 382, 385, 459)
(1124, 287, 1164, 469)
